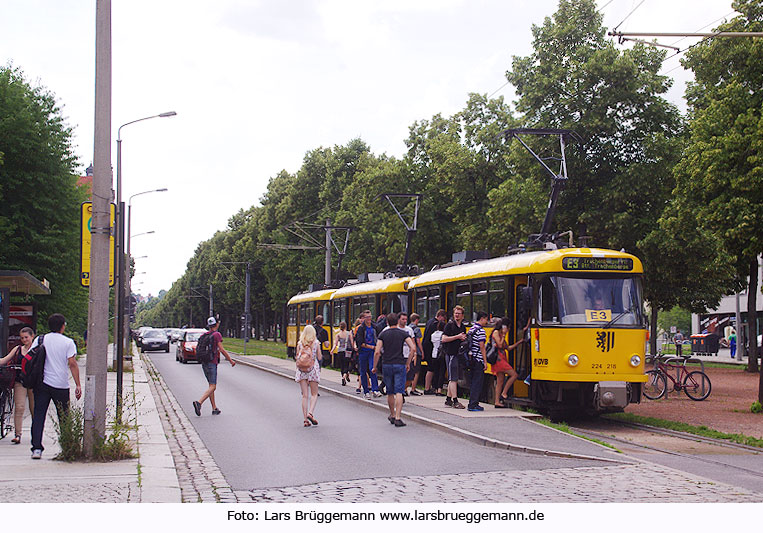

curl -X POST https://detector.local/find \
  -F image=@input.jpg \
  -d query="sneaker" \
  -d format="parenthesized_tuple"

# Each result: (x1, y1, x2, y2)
(435, 390, 445, 396)
(423, 389, 435, 395)
(342, 378, 346, 386)
(452, 401, 465, 409)
(388, 415, 396, 424)
(364, 393, 371, 399)
(212, 408, 221, 415)
(31, 449, 42, 460)
(372, 391, 382, 398)
(394, 419, 407, 427)
(467, 405, 484, 412)
(192, 401, 201, 416)
(356, 388, 362, 394)
(410, 389, 423, 396)
(402, 391, 409, 397)
(445, 397, 453, 407)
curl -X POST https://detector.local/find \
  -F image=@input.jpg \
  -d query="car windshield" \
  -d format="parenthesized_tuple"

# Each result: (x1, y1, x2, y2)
(185, 332, 203, 342)
(539, 275, 644, 326)
(144, 330, 164, 339)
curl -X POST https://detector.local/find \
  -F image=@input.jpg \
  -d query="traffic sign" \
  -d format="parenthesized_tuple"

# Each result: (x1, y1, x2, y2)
(80, 201, 116, 287)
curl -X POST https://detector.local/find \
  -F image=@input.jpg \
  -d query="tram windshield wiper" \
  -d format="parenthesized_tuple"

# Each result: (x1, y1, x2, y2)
(603, 311, 628, 329)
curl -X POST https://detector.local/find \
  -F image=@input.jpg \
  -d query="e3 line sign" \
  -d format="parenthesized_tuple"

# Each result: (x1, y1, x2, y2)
(80, 201, 116, 287)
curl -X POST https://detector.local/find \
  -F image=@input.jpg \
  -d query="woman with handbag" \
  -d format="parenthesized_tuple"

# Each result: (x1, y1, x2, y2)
(491, 318, 522, 408)
(0, 327, 36, 443)
(332, 321, 355, 386)
(294, 325, 322, 427)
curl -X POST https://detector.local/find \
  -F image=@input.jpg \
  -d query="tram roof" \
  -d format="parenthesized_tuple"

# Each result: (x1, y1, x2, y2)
(408, 248, 643, 289)
(287, 288, 336, 305)
(330, 277, 412, 299)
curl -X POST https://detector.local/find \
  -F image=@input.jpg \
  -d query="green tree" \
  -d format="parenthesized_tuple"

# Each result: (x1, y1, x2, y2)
(0, 66, 88, 333)
(676, 0, 763, 386)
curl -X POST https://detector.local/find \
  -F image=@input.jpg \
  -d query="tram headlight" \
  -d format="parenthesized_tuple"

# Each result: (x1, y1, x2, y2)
(566, 353, 579, 367)
(629, 355, 641, 367)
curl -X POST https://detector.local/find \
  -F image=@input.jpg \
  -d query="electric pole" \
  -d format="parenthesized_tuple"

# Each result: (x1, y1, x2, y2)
(85, 0, 111, 456)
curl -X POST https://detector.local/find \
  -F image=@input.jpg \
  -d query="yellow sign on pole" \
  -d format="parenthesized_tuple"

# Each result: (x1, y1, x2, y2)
(80, 201, 116, 287)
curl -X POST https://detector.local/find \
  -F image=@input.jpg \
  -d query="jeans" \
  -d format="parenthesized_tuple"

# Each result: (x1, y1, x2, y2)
(358, 349, 378, 393)
(468, 359, 485, 409)
(382, 364, 406, 395)
(31, 383, 70, 452)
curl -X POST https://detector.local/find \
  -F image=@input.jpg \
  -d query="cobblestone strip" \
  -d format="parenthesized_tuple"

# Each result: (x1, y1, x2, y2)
(241, 463, 763, 503)
(2, 482, 136, 503)
(143, 354, 237, 503)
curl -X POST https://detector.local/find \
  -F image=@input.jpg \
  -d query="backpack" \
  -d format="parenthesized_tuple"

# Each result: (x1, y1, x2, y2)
(295, 342, 316, 372)
(20, 335, 46, 389)
(457, 328, 474, 367)
(196, 331, 215, 364)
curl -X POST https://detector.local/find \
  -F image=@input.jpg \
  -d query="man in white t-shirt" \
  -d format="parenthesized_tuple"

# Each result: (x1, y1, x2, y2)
(30, 313, 82, 459)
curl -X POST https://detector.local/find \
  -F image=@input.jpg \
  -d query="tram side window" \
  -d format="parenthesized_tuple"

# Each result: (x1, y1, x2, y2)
(306, 304, 315, 325)
(416, 290, 427, 320)
(288, 305, 297, 326)
(398, 293, 408, 314)
(332, 301, 341, 327)
(427, 288, 440, 319)
(352, 298, 362, 322)
(366, 297, 376, 319)
(299, 305, 306, 326)
(472, 281, 488, 322)
(540, 277, 560, 324)
(456, 283, 472, 323)
(321, 302, 330, 323)
(489, 279, 506, 324)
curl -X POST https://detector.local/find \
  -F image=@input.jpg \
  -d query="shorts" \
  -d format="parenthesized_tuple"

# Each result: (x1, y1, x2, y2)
(382, 364, 406, 395)
(201, 362, 218, 385)
(445, 354, 460, 382)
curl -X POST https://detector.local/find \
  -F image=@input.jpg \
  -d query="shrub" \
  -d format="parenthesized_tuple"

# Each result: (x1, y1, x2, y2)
(752, 401, 763, 414)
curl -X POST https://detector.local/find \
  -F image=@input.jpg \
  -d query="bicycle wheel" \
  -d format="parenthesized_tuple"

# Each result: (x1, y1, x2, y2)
(683, 371, 711, 401)
(643, 370, 667, 400)
(0, 389, 9, 439)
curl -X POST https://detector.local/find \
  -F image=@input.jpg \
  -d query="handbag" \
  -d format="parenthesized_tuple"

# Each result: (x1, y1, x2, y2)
(486, 342, 498, 365)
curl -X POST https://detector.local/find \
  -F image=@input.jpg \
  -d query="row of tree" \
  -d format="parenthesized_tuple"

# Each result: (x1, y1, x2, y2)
(132, 1, 761, 399)
(0, 65, 90, 337)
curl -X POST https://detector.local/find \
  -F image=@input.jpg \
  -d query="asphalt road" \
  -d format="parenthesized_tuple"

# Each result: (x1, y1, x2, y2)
(147, 348, 602, 491)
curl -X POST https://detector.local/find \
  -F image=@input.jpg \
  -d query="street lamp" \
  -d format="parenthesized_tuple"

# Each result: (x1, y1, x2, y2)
(115, 112, 176, 421)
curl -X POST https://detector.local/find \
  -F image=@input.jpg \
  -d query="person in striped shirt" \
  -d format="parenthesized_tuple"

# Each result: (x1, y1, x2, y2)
(467, 311, 489, 412)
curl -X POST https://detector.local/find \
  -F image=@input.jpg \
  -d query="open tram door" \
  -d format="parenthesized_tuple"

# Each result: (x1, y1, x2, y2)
(511, 276, 532, 400)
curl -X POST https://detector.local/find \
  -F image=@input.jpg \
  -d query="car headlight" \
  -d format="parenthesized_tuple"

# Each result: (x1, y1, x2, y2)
(630, 355, 641, 367)
(567, 353, 579, 367)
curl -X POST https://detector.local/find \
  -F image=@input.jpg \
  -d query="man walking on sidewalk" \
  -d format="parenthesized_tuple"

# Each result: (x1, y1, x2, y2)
(373, 313, 416, 427)
(193, 317, 236, 417)
(467, 311, 489, 412)
(442, 305, 467, 409)
(30, 313, 82, 459)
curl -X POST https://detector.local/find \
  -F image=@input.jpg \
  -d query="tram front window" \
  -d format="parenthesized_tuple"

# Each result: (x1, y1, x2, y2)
(539, 276, 644, 326)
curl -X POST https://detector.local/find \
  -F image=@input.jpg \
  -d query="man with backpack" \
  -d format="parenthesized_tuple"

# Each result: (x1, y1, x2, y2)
(29, 313, 82, 460)
(466, 311, 489, 412)
(441, 306, 467, 409)
(193, 317, 236, 417)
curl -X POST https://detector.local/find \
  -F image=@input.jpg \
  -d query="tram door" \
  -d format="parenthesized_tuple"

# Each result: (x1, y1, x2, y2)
(512, 276, 530, 399)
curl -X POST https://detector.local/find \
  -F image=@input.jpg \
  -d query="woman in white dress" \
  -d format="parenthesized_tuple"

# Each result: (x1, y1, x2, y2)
(294, 325, 321, 427)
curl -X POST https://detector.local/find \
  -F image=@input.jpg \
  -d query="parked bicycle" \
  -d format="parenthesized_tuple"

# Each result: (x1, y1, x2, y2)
(643, 356, 711, 401)
(0, 365, 20, 439)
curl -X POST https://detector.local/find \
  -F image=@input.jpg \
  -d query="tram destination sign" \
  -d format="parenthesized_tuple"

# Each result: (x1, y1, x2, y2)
(562, 257, 633, 271)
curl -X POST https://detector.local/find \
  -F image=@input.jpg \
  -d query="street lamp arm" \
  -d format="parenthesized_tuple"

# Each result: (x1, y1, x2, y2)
(118, 112, 177, 140)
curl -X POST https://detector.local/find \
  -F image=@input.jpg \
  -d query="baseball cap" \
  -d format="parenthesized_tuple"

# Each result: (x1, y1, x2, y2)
(207, 317, 217, 327)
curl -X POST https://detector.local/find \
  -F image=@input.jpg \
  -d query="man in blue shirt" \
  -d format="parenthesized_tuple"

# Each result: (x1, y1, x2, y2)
(355, 312, 381, 399)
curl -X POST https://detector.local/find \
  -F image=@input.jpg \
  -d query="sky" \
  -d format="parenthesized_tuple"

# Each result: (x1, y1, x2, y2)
(0, 0, 737, 298)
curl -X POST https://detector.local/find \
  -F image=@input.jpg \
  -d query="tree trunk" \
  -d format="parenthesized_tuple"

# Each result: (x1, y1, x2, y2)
(747, 257, 759, 374)
(650, 307, 658, 357)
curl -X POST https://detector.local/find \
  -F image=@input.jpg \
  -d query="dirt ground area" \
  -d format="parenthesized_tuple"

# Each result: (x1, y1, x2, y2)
(628, 366, 763, 439)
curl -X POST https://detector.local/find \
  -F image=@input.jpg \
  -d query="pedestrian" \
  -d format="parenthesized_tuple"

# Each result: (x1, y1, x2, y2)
(0, 327, 36, 444)
(466, 311, 489, 411)
(193, 317, 236, 417)
(390, 312, 415, 395)
(442, 305, 467, 409)
(422, 309, 448, 395)
(729, 329, 737, 359)
(407, 313, 425, 396)
(294, 325, 321, 427)
(491, 317, 523, 408)
(30, 313, 82, 460)
(352, 317, 363, 394)
(355, 312, 382, 399)
(674, 329, 684, 357)
(373, 313, 416, 427)
(332, 321, 355, 386)
(314, 315, 330, 367)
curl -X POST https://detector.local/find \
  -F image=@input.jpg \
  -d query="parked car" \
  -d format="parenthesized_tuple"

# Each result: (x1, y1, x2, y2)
(140, 328, 170, 353)
(176, 329, 208, 363)
(136, 326, 153, 348)
(168, 328, 184, 343)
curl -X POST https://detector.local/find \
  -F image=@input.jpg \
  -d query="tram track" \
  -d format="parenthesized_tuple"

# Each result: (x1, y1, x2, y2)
(566, 417, 763, 480)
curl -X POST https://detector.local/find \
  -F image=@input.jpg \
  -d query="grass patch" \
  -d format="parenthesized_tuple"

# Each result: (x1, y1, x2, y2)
(534, 418, 621, 453)
(222, 337, 288, 359)
(605, 412, 763, 448)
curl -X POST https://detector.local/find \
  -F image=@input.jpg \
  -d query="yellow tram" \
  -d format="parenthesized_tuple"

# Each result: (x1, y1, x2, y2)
(286, 288, 336, 358)
(408, 247, 647, 416)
